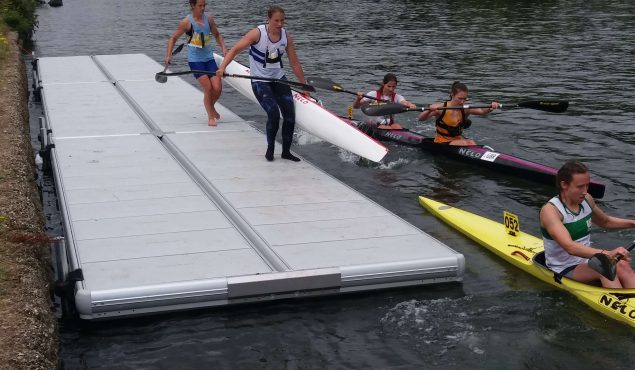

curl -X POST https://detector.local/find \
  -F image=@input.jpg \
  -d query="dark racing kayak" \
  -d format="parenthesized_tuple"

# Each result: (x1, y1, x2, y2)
(349, 120, 606, 199)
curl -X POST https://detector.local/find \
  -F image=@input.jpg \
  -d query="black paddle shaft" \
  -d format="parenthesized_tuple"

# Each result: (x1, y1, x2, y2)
(617, 242, 635, 262)
(306, 76, 387, 102)
(155, 43, 187, 83)
(362, 100, 569, 116)
(155, 70, 315, 91)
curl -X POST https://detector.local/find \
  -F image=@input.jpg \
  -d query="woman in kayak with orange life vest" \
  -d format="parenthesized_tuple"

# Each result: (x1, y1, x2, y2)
(352, 73, 416, 130)
(165, 0, 227, 126)
(417, 81, 501, 145)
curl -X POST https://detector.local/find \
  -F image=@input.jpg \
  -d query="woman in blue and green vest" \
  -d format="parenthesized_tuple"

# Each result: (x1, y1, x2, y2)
(166, 0, 227, 126)
(540, 160, 635, 288)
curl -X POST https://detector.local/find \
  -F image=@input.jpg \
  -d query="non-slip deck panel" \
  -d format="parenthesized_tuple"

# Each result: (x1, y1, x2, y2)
(41, 83, 149, 137)
(117, 79, 247, 131)
(38, 53, 464, 319)
(166, 131, 457, 270)
(38, 55, 109, 84)
(51, 134, 274, 293)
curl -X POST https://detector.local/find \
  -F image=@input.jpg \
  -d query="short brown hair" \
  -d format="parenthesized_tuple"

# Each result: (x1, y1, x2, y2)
(556, 160, 589, 192)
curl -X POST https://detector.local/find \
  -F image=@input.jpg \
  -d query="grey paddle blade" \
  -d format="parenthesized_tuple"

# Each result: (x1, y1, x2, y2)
(155, 64, 169, 84)
(155, 73, 168, 83)
(588, 252, 617, 280)
(361, 103, 407, 116)
(306, 77, 341, 91)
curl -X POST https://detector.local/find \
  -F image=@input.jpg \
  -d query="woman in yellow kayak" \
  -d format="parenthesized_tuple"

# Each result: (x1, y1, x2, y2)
(165, 0, 227, 126)
(417, 81, 500, 145)
(540, 160, 635, 288)
(352, 73, 416, 130)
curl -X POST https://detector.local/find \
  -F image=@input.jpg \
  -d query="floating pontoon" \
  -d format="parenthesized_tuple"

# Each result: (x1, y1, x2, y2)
(34, 54, 464, 319)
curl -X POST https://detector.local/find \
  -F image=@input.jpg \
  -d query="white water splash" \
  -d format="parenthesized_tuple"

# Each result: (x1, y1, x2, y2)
(336, 148, 360, 163)
(380, 297, 489, 357)
(377, 157, 410, 170)
(294, 129, 323, 146)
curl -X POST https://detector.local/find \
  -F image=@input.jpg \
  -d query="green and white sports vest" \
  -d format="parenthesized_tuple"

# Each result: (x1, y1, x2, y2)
(541, 196, 592, 273)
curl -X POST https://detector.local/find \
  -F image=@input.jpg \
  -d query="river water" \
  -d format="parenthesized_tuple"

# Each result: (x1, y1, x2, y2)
(31, 0, 634, 368)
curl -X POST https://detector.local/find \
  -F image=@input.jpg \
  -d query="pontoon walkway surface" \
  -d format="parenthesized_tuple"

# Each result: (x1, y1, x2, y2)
(34, 54, 464, 319)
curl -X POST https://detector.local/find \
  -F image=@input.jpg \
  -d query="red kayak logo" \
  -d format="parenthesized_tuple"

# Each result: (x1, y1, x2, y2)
(599, 294, 635, 319)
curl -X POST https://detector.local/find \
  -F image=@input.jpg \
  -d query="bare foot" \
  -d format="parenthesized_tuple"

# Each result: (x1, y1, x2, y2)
(208, 117, 217, 126)
(211, 107, 221, 120)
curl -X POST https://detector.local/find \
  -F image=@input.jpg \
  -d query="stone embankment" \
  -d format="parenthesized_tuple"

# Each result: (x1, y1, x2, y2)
(0, 30, 58, 369)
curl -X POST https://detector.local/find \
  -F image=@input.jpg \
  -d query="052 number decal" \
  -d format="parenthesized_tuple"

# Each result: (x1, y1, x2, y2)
(504, 211, 520, 236)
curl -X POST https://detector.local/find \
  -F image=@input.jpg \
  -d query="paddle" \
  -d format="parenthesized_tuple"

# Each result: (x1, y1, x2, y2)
(154, 43, 186, 83)
(306, 76, 385, 101)
(361, 100, 569, 116)
(156, 70, 315, 91)
(224, 73, 315, 92)
(588, 242, 635, 281)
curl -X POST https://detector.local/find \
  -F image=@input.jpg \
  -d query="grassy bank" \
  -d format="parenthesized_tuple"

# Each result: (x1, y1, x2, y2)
(0, 0, 38, 41)
(0, 26, 58, 370)
(0, 22, 8, 60)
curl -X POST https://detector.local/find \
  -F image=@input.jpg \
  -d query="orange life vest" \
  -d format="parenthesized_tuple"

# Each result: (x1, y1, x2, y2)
(434, 101, 469, 143)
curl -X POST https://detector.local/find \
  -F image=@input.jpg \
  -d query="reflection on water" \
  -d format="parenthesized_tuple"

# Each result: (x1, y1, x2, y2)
(32, 0, 635, 368)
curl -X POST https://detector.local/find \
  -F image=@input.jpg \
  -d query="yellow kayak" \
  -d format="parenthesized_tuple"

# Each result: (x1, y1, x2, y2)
(419, 196, 635, 328)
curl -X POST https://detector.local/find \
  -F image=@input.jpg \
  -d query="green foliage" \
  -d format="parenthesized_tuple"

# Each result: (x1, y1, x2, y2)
(0, 0, 39, 41)
(0, 28, 7, 58)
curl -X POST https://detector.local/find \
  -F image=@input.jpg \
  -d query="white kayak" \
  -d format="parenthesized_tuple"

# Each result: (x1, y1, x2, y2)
(214, 54, 388, 162)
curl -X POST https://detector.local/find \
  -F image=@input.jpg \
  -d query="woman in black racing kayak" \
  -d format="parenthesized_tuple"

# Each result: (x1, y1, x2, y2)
(418, 81, 500, 145)
(352, 73, 416, 130)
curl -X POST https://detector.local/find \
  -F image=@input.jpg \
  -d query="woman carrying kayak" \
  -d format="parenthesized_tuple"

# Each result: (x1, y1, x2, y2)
(539, 160, 635, 288)
(216, 5, 308, 162)
(352, 73, 416, 130)
(417, 81, 500, 145)
(165, 0, 227, 126)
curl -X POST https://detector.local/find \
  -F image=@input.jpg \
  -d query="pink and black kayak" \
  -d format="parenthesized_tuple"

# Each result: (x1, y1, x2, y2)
(351, 121, 606, 198)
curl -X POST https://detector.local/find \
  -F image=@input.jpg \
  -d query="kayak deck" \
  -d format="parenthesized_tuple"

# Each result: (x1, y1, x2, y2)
(352, 121, 606, 199)
(34, 54, 465, 320)
(418, 196, 635, 328)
